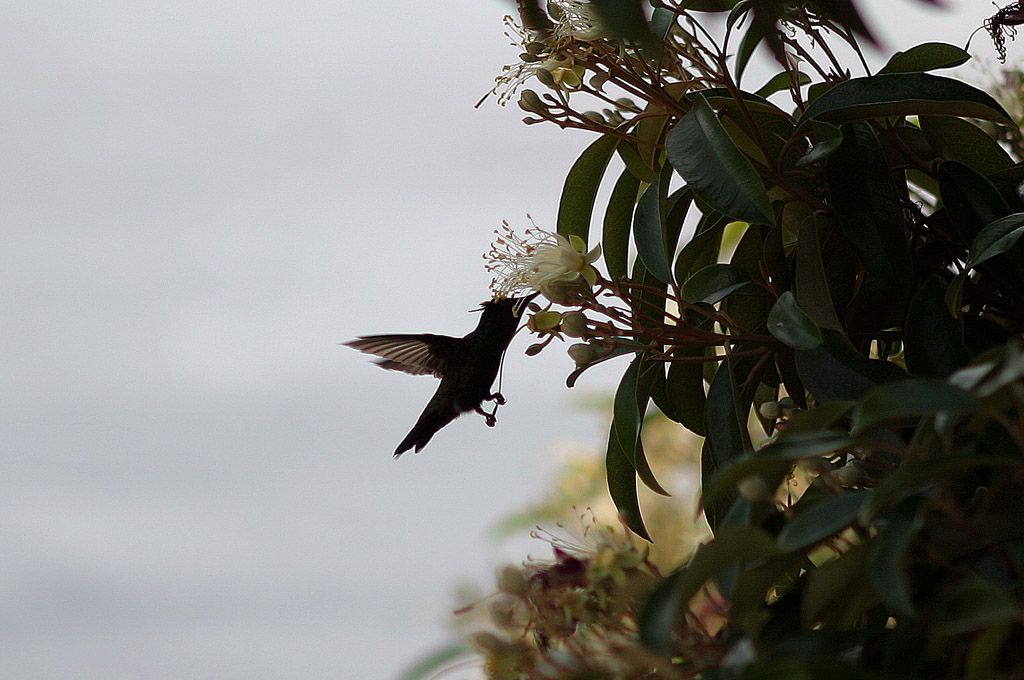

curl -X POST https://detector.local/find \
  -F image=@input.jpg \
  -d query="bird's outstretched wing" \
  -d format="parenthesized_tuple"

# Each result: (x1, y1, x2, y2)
(344, 334, 461, 378)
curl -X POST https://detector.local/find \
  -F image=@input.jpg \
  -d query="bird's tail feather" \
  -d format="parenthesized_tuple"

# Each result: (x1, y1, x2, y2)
(394, 408, 458, 457)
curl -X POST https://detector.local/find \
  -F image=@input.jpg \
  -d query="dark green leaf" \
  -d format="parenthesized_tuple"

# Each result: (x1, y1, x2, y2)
(603, 168, 641, 280)
(666, 94, 774, 225)
(557, 134, 619, 245)
(703, 358, 758, 529)
(778, 490, 869, 552)
(612, 355, 669, 496)
(639, 526, 778, 652)
(755, 70, 812, 98)
(877, 42, 971, 74)
(633, 172, 673, 283)
(968, 213, 1024, 268)
(681, 263, 752, 304)
(904, 276, 970, 378)
(794, 213, 845, 330)
(796, 331, 907, 402)
(869, 497, 925, 616)
(919, 115, 1014, 175)
(803, 543, 875, 628)
(826, 122, 913, 295)
(797, 74, 1013, 127)
(702, 431, 855, 512)
(934, 576, 1019, 636)
(768, 291, 823, 350)
(606, 418, 651, 541)
(590, 0, 651, 41)
(674, 213, 726, 283)
(779, 401, 855, 437)
(612, 356, 644, 459)
(850, 379, 978, 434)
(657, 346, 708, 435)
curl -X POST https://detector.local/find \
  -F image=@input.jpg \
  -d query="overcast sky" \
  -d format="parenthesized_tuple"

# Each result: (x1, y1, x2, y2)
(0, 1, 1006, 678)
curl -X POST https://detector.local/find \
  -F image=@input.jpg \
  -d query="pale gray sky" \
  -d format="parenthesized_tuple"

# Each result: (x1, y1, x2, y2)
(0, 1, 1004, 678)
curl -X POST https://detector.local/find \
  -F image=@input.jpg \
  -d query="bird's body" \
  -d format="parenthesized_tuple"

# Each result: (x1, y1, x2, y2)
(345, 296, 533, 456)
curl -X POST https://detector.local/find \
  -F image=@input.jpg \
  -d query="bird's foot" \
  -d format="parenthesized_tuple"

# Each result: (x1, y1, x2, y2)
(475, 404, 498, 427)
(487, 392, 506, 405)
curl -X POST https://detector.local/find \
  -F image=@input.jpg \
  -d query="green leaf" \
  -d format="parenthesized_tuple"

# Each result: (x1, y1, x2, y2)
(968, 213, 1024, 269)
(557, 134, 619, 245)
(703, 357, 758, 529)
(638, 526, 778, 653)
(606, 418, 651, 541)
(937, 160, 1014, 243)
(611, 355, 669, 496)
(674, 214, 726, 283)
(850, 379, 978, 434)
(755, 70, 812, 98)
(633, 172, 673, 283)
(877, 42, 971, 74)
(934, 576, 1019, 636)
(612, 355, 644, 459)
(826, 122, 913, 295)
(768, 291, 823, 350)
(702, 431, 855, 512)
(869, 498, 925, 616)
(919, 115, 1014, 175)
(904, 276, 970, 378)
(796, 331, 907, 403)
(603, 168, 641, 279)
(777, 490, 869, 552)
(794, 213, 845, 330)
(779, 401, 856, 437)
(656, 345, 708, 435)
(797, 74, 1013, 127)
(681, 263, 752, 304)
(589, 0, 651, 41)
(803, 543, 875, 628)
(666, 94, 774, 225)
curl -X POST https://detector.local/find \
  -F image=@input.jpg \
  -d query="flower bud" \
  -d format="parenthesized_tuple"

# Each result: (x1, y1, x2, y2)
(583, 111, 605, 124)
(758, 401, 782, 419)
(561, 311, 590, 338)
(534, 68, 556, 88)
(568, 342, 598, 366)
(517, 89, 545, 113)
(528, 310, 562, 333)
(497, 565, 529, 596)
(737, 474, 771, 502)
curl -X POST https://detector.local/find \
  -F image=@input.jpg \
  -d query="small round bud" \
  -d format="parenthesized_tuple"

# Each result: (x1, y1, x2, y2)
(525, 41, 547, 56)
(525, 342, 547, 356)
(833, 461, 868, 487)
(561, 311, 590, 338)
(528, 310, 562, 333)
(497, 565, 529, 596)
(471, 631, 508, 656)
(737, 474, 771, 501)
(518, 89, 545, 113)
(758, 401, 782, 419)
(778, 396, 798, 410)
(568, 343, 598, 366)
(614, 97, 637, 111)
(534, 68, 556, 88)
(583, 111, 605, 124)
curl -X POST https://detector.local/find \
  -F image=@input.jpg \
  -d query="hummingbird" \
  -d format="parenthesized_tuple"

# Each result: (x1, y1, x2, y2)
(345, 294, 537, 457)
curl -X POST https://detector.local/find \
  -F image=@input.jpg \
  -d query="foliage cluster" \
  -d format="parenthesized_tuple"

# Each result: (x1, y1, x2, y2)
(417, 1, 1024, 678)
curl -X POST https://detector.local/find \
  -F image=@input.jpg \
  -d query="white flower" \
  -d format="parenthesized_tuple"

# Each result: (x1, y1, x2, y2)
(552, 1, 611, 43)
(486, 221, 602, 303)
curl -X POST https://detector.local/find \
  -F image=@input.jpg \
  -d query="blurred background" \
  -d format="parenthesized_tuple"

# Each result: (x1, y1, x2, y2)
(0, 1, 1006, 677)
